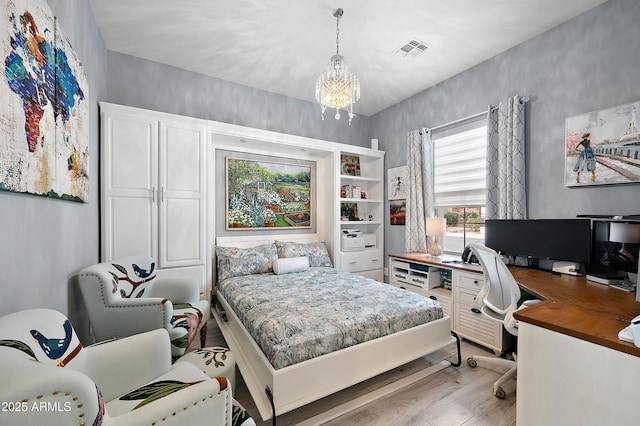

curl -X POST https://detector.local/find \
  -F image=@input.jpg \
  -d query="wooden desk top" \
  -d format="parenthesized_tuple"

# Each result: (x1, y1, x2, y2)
(389, 252, 640, 357)
(510, 268, 640, 357)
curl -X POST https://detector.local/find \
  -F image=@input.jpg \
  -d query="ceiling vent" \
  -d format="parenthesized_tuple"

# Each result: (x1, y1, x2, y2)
(394, 39, 429, 57)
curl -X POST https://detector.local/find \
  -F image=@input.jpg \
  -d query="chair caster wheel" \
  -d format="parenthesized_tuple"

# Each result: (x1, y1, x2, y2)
(494, 387, 507, 399)
(467, 357, 477, 368)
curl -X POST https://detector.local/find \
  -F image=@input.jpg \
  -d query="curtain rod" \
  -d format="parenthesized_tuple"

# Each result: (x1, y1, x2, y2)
(425, 96, 531, 134)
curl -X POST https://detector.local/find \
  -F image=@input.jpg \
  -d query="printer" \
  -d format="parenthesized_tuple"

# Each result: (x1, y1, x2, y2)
(341, 229, 365, 251)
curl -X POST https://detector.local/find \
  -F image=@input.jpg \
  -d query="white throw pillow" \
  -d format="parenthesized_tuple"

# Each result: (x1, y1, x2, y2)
(272, 256, 310, 275)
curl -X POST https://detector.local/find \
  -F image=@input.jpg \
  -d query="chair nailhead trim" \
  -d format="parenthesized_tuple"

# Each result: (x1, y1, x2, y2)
(21, 390, 86, 423)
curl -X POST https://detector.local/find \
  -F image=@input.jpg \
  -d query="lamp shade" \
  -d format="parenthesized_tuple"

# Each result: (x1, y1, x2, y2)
(426, 218, 446, 237)
(610, 222, 640, 244)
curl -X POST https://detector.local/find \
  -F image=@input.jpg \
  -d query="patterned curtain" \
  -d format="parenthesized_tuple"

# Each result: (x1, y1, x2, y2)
(486, 96, 527, 220)
(405, 129, 435, 252)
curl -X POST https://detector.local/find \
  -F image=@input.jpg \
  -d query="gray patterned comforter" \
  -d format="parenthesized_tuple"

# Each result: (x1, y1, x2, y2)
(217, 267, 444, 369)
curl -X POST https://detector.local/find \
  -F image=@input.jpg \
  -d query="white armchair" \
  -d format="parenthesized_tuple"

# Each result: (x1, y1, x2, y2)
(78, 256, 210, 356)
(0, 309, 233, 426)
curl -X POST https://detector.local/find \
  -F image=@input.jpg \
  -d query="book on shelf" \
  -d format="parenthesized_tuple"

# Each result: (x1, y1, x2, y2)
(341, 184, 362, 199)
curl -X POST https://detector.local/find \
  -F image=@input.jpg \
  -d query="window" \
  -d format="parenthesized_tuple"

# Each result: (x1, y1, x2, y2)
(432, 121, 487, 254)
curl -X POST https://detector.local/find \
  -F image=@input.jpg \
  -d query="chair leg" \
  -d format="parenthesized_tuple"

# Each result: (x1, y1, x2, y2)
(199, 323, 208, 348)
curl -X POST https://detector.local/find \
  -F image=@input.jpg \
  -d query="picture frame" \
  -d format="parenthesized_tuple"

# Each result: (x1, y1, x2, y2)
(387, 165, 408, 200)
(1, 0, 89, 202)
(340, 154, 360, 176)
(390, 200, 406, 225)
(565, 100, 640, 187)
(340, 202, 359, 222)
(226, 157, 312, 229)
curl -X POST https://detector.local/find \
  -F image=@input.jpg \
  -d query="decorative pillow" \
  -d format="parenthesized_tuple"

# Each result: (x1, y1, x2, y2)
(216, 244, 278, 282)
(275, 241, 333, 267)
(272, 256, 309, 275)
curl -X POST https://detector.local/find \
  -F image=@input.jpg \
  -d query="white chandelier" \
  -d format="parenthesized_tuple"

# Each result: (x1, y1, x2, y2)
(315, 8, 360, 125)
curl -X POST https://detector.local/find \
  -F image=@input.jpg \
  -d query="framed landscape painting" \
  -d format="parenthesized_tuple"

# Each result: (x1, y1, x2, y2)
(226, 157, 312, 230)
(1, 0, 89, 201)
(565, 100, 640, 187)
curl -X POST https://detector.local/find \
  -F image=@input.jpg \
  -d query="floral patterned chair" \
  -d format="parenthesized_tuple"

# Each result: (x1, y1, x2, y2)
(78, 256, 209, 357)
(0, 308, 236, 425)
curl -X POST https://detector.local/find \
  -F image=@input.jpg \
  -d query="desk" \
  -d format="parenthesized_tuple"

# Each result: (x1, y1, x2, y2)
(509, 268, 640, 426)
(390, 253, 640, 424)
(389, 253, 640, 356)
(510, 267, 640, 356)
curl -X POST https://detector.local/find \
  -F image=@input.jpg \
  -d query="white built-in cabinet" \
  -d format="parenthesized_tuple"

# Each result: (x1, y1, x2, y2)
(336, 149, 385, 281)
(100, 103, 207, 292)
(100, 104, 386, 297)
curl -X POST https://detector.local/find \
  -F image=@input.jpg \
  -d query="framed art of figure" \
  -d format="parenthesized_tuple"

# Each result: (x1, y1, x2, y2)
(387, 165, 408, 200)
(226, 157, 312, 229)
(1, 0, 89, 202)
(565, 100, 640, 187)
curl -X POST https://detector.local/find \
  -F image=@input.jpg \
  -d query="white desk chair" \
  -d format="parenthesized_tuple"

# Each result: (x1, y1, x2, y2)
(466, 242, 540, 398)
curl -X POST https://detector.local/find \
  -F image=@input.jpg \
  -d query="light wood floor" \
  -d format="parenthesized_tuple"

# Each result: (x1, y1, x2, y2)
(193, 318, 516, 426)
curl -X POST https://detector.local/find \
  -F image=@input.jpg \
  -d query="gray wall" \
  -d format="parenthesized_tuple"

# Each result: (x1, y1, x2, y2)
(0, 0, 107, 340)
(105, 52, 372, 148)
(2, 0, 639, 332)
(372, 0, 640, 261)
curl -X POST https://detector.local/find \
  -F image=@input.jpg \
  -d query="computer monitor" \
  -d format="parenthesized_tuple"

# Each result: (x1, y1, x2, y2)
(484, 219, 592, 263)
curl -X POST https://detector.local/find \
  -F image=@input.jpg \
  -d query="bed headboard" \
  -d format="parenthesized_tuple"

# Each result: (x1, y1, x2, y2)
(213, 234, 319, 291)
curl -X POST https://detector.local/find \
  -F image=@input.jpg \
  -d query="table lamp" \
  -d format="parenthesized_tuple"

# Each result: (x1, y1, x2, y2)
(426, 218, 446, 257)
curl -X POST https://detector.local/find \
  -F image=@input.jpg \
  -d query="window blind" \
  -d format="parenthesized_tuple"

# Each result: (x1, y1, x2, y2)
(433, 125, 487, 207)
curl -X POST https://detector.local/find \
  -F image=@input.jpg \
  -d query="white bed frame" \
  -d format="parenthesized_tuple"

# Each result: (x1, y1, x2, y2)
(213, 234, 460, 422)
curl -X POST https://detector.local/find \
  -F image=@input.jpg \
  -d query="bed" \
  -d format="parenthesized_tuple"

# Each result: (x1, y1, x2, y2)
(212, 234, 459, 422)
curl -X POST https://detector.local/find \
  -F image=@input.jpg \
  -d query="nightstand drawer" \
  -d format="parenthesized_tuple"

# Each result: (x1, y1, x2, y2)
(342, 249, 383, 273)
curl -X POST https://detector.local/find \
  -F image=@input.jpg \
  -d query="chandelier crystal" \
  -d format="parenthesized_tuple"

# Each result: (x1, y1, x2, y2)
(315, 8, 360, 125)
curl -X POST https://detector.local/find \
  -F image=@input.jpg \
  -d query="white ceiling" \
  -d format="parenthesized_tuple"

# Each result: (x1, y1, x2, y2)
(90, 0, 608, 117)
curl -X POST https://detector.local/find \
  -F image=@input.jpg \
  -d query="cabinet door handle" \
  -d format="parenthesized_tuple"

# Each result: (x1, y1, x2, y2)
(471, 308, 481, 314)
(349, 261, 357, 265)
(429, 295, 438, 301)
(161, 187, 164, 202)
(371, 258, 379, 262)
(396, 274, 407, 279)
(411, 278, 422, 283)
(151, 186, 155, 203)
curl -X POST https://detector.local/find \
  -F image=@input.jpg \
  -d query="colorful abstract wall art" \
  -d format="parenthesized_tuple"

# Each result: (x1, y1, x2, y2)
(1, 0, 89, 202)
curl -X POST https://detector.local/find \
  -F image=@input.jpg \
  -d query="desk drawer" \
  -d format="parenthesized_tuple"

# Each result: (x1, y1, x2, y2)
(455, 303, 501, 349)
(342, 249, 383, 273)
(456, 287, 479, 306)
(423, 290, 452, 318)
(407, 270, 429, 288)
(456, 271, 484, 292)
(390, 259, 411, 283)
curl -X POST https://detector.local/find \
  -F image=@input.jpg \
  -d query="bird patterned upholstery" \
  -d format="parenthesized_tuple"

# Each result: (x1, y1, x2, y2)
(0, 309, 236, 425)
(79, 256, 209, 357)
